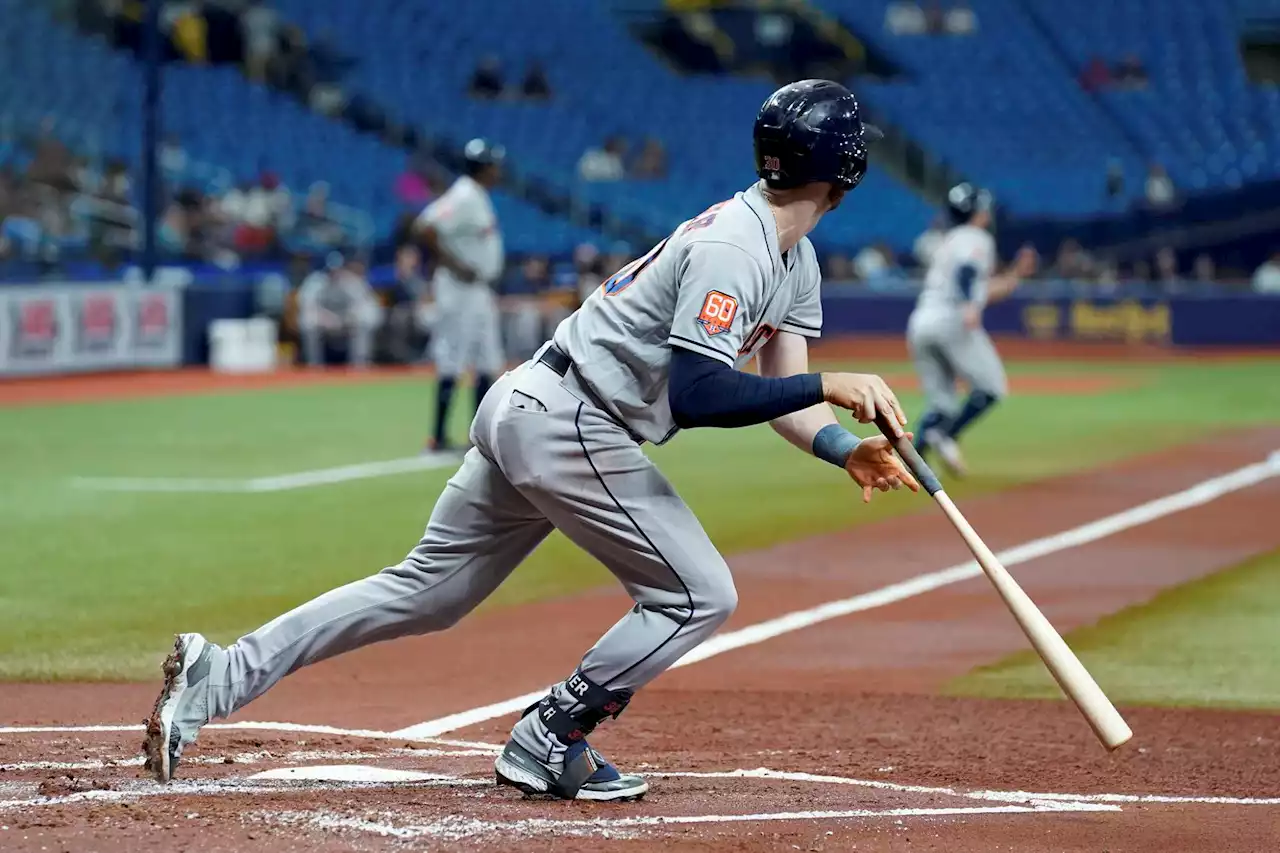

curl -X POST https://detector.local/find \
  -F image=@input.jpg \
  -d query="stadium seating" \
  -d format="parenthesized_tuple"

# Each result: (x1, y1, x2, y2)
(816, 0, 1150, 216)
(817, 0, 1280, 215)
(1023, 0, 1280, 192)
(0, 5, 604, 255)
(265, 0, 938, 253)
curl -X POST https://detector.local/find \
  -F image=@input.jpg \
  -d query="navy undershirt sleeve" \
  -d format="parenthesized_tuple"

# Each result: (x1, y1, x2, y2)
(668, 346, 824, 429)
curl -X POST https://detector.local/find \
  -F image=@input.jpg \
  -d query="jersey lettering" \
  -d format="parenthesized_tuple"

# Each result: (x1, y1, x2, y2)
(696, 290, 738, 336)
(601, 237, 669, 296)
(684, 200, 729, 233)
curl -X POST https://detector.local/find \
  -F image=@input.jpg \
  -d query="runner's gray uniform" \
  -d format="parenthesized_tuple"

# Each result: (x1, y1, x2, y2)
(195, 182, 823, 753)
(906, 223, 1007, 417)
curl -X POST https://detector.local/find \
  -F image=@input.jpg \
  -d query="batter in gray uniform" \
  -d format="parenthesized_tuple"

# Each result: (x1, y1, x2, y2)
(143, 81, 917, 801)
(907, 183, 1037, 477)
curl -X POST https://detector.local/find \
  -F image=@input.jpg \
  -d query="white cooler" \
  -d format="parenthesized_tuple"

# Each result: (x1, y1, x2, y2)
(209, 317, 279, 373)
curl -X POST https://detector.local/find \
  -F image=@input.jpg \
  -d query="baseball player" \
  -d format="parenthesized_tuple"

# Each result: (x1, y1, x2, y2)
(416, 138, 507, 451)
(907, 184, 1037, 476)
(143, 80, 917, 800)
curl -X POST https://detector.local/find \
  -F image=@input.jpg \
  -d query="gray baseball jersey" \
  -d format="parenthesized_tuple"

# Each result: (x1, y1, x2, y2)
(907, 224, 1007, 414)
(554, 180, 823, 444)
(193, 181, 820, 770)
(417, 175, 505, 376)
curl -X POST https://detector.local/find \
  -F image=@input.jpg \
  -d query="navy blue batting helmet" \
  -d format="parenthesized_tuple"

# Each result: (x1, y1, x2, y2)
(945, 182, 994, 225)
(753, 80, 880, 192)
(463, 138, 505, 175)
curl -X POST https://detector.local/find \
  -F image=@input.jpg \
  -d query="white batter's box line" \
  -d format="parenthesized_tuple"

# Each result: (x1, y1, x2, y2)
(68, 452, 461, 494)
(0, 746, 493, 774)
(0, 774, 485, 813)
(256, 802, 1121, 843)
(0, 721, 503, 754)
(393, 450, 1280, 740)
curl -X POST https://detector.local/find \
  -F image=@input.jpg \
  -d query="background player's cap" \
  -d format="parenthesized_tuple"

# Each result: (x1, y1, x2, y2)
(463, 138, 506, 172)
(945, 182, 995, 224)
(753, 79, 875, 192)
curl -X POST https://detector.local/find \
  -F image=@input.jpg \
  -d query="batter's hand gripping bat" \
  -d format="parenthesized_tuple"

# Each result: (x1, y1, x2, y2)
(874, 414, 1133, 751)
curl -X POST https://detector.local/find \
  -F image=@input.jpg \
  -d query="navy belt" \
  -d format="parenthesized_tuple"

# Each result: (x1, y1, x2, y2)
(538, 345, 573, 377)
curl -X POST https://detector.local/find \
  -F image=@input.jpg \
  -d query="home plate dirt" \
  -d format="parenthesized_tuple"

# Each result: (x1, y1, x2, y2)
(1, 430, 1278, 851)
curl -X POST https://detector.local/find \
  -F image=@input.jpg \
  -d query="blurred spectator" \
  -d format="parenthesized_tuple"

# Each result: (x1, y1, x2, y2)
(1131, 258, 1153, 282)
(26, 116, 73, 191)
(218, 181, 251, 223)
(854, 242, 891, 282)
(159, 135, 189, 183)
(1114, 54, 1149, 88)
(912, 215, 947, 267)
(162, 1, 207, 63)
(1053, 239, 1095, 280)
(573, 242, 603, 305)
(825, 253, 854, 280)
(885, 0, 926, 35)
(631, 137, 668, 180)
(395, 162, 433, 208)
(1154, 246, 1179, 286)
(70, 156, 100, 196)
(260, 172, 293, 230)
(101, 159, 132, 205)
(1095, 258, 1120, 291)
(578, 137, 627, 182)
(1105, 159, 1125, 202)
(297, 252, 381, 367)
(1079, 57, 1112, 91)
(297, 181, 343, 250)
(944, 0, 977, 35)
(923, 0, 945, 34)
(505, 255, 553, 359)
(241, 0, 279, 81)
(1252, 252, 1280, 293)
(1192, 253, 1216, 283)
(520, 61, 552, 100)
(270, 24, 309, 92)
(469, 55, 504, 99)
(157, 197, 190, 256)
(382, 243, 429, 364)
(220, 173, 288, 256)
(1145, 164, 1176, 209)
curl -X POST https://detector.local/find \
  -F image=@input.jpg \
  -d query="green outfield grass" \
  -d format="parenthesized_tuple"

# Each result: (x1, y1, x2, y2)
(0, 356, 1277, 681)
(949, 548, 1280, 710)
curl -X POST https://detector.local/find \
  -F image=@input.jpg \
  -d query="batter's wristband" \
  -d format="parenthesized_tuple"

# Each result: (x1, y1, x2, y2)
(874, 412, 943, 496)
(812, 423, 861, 469)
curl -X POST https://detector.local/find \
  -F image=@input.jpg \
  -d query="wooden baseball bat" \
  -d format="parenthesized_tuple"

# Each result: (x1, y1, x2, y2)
(874, 414, 1133, 751)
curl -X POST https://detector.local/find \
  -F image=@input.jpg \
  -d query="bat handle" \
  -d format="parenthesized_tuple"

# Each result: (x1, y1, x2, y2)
(874, 413, 944, 496)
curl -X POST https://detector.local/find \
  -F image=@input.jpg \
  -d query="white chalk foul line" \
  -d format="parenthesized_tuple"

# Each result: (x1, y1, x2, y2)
(69, 452, 460, 494)
(655, 769, 1280, 807)
(394, 451, 1280, 739)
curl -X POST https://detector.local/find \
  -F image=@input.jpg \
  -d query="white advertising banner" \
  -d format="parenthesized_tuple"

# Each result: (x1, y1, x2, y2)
(0, 285, 182, 376)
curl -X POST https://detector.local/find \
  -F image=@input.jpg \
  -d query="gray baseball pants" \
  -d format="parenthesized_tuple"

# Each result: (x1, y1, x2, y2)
(201, 349, 738, 748)
(906, 310, 1008, 417)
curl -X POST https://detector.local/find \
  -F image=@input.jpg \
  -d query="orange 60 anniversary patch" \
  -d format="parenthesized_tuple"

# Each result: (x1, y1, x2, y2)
(696, 290, 738, 336)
